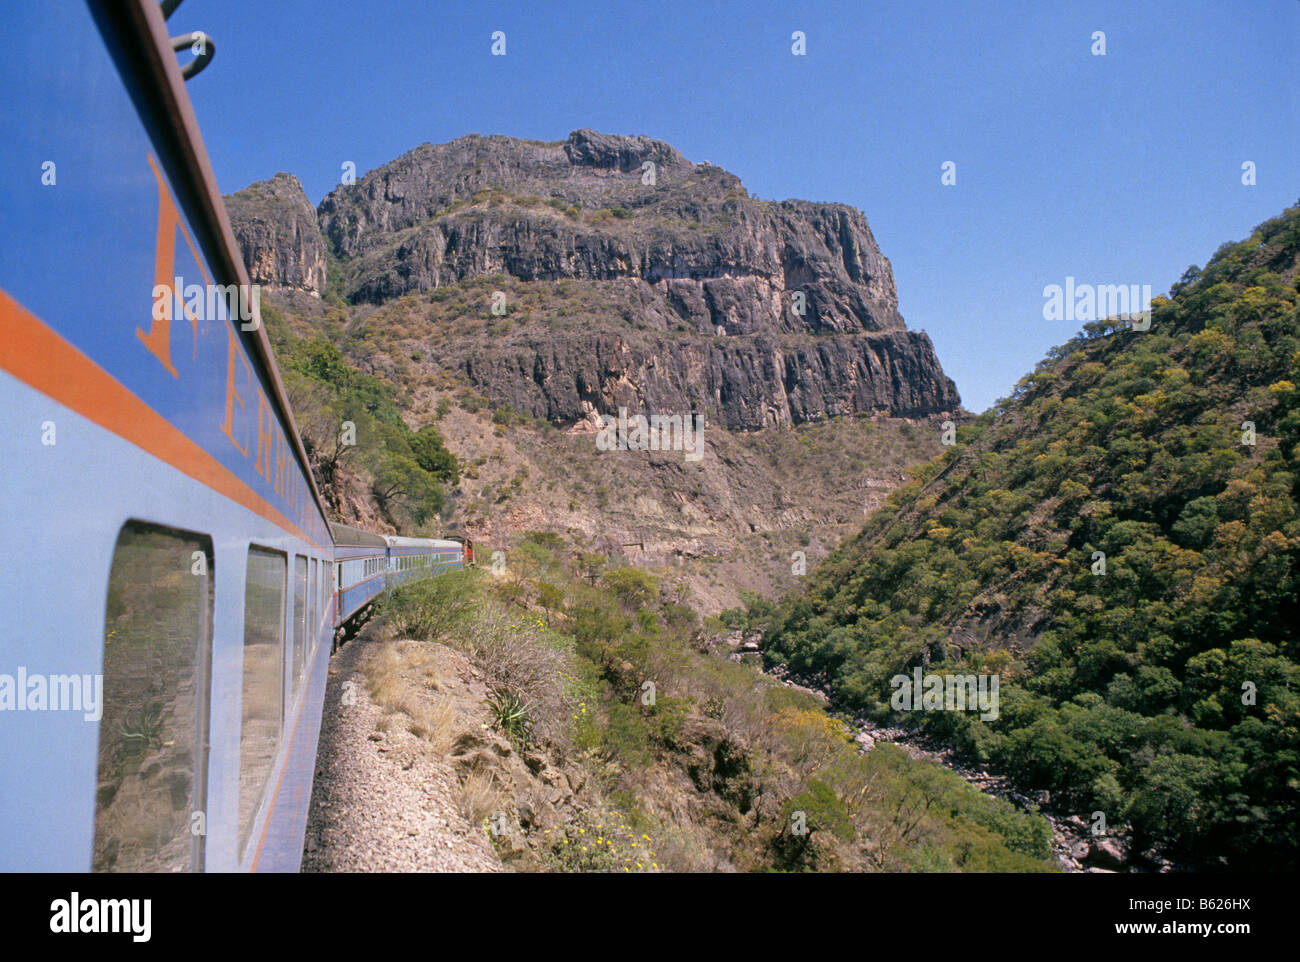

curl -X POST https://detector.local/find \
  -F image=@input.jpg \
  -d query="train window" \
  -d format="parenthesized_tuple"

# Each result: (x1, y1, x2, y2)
(239, 546, 285, 854)
(309, 558, 318, 653)
(94, 521, 213, 873)
(292, 556, 308, 694)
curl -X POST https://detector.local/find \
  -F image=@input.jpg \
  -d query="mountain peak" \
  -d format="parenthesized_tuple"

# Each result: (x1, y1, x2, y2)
(562, 128, 690, 173)
(225, 171, 326, 297)
(227, 131, 963, 428)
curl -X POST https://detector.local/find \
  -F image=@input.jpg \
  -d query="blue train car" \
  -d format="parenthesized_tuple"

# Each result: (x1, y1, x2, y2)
(0, 0, 470, 875)
(331, 522, 390, 627)
(0, 0, 336, 872)
(385, 536, 467, 587)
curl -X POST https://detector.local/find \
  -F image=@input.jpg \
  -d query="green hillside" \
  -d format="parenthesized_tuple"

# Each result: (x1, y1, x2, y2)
(761, 204, 1300, 870)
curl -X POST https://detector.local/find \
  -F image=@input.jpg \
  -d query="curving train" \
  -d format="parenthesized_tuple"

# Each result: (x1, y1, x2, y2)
(0, 1, 471, 872)
(332, 525, 471, 641)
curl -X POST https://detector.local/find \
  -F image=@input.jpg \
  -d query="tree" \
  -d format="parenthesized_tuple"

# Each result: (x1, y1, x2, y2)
(410, 425, 459, 484)
(601, 567, 659, 610)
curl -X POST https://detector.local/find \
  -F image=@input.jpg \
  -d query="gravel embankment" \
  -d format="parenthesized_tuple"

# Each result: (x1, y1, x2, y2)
(301, 632, 503, 873)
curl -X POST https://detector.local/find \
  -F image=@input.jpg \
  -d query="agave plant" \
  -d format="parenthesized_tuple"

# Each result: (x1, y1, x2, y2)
(486, 687, 534, 747)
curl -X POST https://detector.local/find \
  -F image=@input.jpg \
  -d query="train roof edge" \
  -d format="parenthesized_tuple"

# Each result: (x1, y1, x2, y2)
(89, 0, 329, 526)
(383, 535, 463, 548)
(328, 522, 388, 548)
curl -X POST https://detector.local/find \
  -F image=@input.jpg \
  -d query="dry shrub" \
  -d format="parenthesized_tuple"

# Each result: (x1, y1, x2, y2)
(362, 640, 462, 752)
(403, 694, 459, 753)
(650, 823, 728, 873)
(457, 770, 505, 824)
(363, 643, 407, 707)
(456, 602, 575, 749)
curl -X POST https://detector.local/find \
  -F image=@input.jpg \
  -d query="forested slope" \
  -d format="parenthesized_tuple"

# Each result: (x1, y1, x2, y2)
(762, 204, 1300, 870)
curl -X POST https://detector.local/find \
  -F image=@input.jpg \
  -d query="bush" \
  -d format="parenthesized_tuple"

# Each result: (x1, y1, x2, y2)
(379, 568, 480, 642)
(540, 805, 660, 872)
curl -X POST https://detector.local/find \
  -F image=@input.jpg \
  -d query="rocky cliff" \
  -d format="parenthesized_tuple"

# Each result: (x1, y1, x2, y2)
(226, 130, 961, 429)
(225, 172, 328, 297)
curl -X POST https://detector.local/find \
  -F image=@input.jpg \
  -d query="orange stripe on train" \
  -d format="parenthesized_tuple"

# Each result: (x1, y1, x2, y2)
(0, 288, 325, 551)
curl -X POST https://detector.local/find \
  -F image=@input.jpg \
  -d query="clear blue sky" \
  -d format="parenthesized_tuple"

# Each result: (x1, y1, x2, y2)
(183, 0, 1298, 413)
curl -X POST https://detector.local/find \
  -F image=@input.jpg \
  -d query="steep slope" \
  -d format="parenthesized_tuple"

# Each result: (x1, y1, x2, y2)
(262, 290, 949, 611)
(331, 540, 1058, 873)
(224, 131, 964, 608)
(762, 204, 1300, 870)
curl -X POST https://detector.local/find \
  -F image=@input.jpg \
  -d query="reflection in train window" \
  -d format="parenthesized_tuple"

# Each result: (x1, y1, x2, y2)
(240, 546, 284, 854)
(309, 558, 318, 654)
(292, 555, 307, 695)
(94, 521, 212, 872)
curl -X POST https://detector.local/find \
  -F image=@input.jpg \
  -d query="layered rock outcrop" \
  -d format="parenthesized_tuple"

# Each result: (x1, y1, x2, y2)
(227, 130, 961, 428)
(454, 326, 955, 428)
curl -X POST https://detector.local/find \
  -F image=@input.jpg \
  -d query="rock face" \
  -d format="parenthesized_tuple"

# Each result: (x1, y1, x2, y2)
(317, 131, 904, 334)
(228, 130, 961, 427)
(456, 327, 956, 428)
(225, 172, 328, 297)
